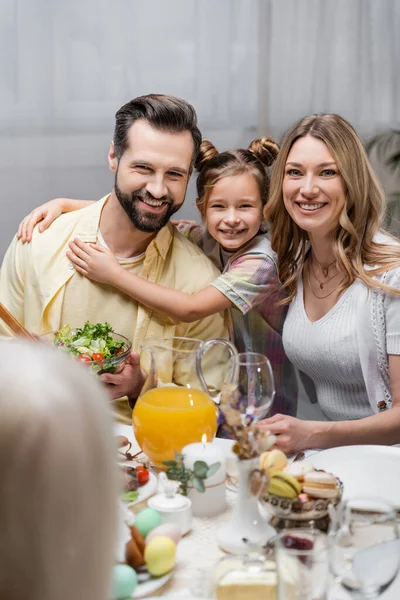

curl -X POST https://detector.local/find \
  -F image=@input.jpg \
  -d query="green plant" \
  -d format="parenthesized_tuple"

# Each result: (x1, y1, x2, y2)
(162, 452, 221, 496)
(366, 130, 400, 173)
(366, 130, 400, 236)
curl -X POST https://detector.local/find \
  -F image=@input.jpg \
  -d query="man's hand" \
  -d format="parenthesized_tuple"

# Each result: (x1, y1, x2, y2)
(100, 351, 147, 401)
(257, 413, 319, 455)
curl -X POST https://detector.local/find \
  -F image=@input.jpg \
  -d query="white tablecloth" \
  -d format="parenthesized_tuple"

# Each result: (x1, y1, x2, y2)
(116, 425, 400, 600)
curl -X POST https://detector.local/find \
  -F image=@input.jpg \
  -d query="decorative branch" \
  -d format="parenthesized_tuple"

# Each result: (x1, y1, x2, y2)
(162, 452, 221, 496)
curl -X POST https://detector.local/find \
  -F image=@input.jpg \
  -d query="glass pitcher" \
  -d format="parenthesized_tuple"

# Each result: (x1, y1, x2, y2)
(132, 336, 237, 466)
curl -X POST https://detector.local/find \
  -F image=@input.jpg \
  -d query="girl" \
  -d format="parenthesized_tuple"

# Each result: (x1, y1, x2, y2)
(259, 113, 400, 453)
(17, 138, 298, 416)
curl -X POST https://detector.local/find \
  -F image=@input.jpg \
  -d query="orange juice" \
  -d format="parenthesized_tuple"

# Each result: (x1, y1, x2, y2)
(133, 386, 217, 466)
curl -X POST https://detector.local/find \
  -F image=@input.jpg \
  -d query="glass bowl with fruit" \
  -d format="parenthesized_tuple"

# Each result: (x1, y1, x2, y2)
(259, 450, 343, 524)
(42, 321, 132, 375)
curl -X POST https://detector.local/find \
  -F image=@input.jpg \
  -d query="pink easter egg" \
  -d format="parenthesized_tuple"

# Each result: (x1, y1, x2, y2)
(145, 523, 182, 545)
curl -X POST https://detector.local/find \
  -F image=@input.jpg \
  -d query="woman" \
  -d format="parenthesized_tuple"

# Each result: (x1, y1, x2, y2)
(0, 341, 118, 600)
(260, 113, 400, 454)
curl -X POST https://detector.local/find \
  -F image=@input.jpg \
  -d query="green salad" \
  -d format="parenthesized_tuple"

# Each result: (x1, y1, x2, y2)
(53, 321, 126, 373)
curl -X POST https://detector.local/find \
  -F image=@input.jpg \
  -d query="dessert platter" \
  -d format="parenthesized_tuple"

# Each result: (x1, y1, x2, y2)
(112, 425, 400, 600)
(259, 449, 342, 527)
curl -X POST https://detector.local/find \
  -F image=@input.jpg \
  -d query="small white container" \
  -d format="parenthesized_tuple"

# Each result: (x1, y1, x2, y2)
(148, 474, 192, 535)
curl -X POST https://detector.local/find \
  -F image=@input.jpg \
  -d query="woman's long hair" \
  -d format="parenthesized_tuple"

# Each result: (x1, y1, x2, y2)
(264, 113, 400, 304)
(0, 341, 118, 600)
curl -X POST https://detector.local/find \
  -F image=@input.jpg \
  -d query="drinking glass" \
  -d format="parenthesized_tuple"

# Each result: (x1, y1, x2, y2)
(275, 529, 329, 600)
(229, 352, 275, 423)
(329, 496, 400, 600)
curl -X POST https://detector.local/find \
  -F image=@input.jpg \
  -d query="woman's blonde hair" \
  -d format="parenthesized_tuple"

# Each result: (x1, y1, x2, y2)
(0, 341, 118, 600)
(264, 113, 400, 303)
(195, 137, 279, 220)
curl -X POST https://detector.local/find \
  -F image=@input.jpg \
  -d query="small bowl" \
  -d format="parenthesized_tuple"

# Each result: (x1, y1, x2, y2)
(262, 478, 343, 522)
(41, 330, 132, 375)
(148, 493, 192, 535)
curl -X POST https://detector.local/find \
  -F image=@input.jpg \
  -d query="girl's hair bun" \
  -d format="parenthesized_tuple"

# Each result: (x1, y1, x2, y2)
(195, 139, 219, 171)
(248, 137, 280, 167)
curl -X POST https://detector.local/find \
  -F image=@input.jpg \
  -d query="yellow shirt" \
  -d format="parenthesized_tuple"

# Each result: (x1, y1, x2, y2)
(0, 196, 229, 422)
(62, 254, 145, 340)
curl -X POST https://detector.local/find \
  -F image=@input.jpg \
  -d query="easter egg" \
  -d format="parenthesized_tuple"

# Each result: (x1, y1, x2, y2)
(134, 507, 162, 537)
(145, 523, 182, 545)
(110, 564, 138, 600)
(144, 536, 176, 576)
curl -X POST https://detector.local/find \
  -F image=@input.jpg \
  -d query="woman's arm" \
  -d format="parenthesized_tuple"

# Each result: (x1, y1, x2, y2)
(17, 198, 95, 243)
(258, 354, 400, 453)
(67, 238, 232, 322)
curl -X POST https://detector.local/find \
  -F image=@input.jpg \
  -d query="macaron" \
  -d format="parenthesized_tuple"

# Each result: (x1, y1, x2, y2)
(302, 470, 339, 499)
(260, 449, 288, 475)
(284, 460, 315, 482)
(268, 471, 302, 498)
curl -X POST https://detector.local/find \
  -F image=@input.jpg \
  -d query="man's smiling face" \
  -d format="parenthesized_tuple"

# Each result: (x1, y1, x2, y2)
(109, 119, 194, 233)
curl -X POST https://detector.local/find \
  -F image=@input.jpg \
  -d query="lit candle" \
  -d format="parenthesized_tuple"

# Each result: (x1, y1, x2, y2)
(182, 434, 227, 517)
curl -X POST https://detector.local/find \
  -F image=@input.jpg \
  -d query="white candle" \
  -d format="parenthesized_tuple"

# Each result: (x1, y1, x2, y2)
(182, 436, 226, 486)
(182, 435, 227, 517)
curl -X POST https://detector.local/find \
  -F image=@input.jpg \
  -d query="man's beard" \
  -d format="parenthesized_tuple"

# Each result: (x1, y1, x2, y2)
(114, 175, 180, 233)
(114, 178, 179, 233)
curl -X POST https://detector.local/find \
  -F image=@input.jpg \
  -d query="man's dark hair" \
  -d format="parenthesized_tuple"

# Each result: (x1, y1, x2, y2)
(113, 94, 202, 165)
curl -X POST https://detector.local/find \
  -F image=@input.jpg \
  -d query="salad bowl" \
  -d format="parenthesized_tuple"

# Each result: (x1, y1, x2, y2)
(42, 321, 132, 375)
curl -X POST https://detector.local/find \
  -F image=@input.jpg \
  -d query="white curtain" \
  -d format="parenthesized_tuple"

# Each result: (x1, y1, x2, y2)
(0, 0, 259, 259)
(259, 0, 400, 140)
(0, 0, 259, 134)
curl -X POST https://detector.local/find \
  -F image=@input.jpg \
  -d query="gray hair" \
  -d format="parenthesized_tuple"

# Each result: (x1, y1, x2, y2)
(0, 341, 118, 600)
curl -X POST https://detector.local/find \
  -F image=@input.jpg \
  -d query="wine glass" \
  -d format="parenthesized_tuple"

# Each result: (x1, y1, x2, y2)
(228, 352, 275, 424)
(275, 529, 329, 600)
(329, 496, 400, 600)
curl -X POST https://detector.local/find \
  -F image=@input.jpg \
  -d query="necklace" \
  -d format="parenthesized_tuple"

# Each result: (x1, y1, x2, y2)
(312, 253, 336, 278)
(306, 263, 344, 299)
(310, 256, 340, 290)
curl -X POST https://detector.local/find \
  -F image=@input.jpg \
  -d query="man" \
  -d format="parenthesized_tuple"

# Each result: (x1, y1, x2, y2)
(0, 94, 229, 422)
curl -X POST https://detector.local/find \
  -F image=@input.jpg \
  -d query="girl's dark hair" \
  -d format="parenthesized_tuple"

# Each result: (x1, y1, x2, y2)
(113, 94, 202, 165)
(195, 137, 279, 219)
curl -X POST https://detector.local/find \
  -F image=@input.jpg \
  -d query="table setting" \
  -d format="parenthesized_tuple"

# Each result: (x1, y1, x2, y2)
(108, 337, 400, 600)
(30, 322, 400, 600)
(115, 425, 400, 600)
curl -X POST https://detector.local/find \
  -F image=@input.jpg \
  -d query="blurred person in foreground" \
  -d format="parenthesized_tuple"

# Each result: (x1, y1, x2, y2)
(0, 341, 118, 600)
(258, 113, 400, 453)
(0, 94, 229, 423)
